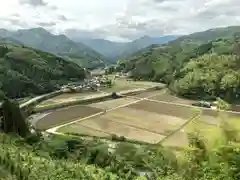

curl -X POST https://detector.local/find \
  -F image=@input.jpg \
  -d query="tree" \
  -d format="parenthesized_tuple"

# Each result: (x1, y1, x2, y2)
(2, 98, 30, 137)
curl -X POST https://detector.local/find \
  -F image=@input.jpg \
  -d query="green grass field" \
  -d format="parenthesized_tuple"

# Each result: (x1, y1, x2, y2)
(101, 78, 163, 93)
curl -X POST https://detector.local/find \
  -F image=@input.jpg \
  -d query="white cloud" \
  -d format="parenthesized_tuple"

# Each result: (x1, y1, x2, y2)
(0, 0, 240, 41)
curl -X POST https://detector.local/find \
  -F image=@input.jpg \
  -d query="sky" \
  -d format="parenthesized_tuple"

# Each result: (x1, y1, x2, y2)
(1, 0, 240, 42)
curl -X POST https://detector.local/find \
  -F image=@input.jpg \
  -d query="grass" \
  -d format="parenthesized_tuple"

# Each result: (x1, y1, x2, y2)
(59, 124, 109, 137)
(0, 166, 17, 180)
(101, 78, 162, 93)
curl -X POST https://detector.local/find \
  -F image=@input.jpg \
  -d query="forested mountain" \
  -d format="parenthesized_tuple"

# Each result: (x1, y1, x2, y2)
(73, 35, 179, 61)
(0, 42, 85, 99)
(118, 26, 240, 102)
(0, 28, 105, 69)
(171, 26, 240, 46)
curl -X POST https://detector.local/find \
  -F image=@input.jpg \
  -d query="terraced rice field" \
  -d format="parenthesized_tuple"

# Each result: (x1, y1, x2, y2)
(101, 79, 163, 93)
(35, 87, 240, 146)
(61, 116, 165, 143)
(36, 105, 102, 130)
(128, 100, 195, 119)
(105, 107, 186, 135)
(150, 91, 195, 105)
(38, 92, 106, 106)
(57, 99, 197, 144)
(130, 90, 162, 98)
(88, 98, 136, 110)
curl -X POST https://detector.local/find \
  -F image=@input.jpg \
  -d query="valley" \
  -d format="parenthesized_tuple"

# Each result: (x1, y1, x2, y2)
(23, 77, 240, 147)
(1, 24, 240, 180)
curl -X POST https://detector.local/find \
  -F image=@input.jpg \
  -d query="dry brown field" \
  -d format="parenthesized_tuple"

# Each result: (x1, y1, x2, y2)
(57, 99, 196, 144)
(88, 97, 136, 110)
(76, 116, 166, 143)
(150, 92, 195, 105)
(35, 87, 240, 146)
(36, 105, 102, 130)
(128, 100, 195, 120)
(105, 107, 186, 135)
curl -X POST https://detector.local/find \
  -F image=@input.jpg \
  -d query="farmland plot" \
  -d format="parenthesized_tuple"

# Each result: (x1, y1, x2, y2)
(150, 92, 195, 105)
(36, 105, 102, 129)
(77, 116, 166, 143)
(128, 100, 195, 120)
(88, 98, 136, 110)
(106, 107, 186, 135)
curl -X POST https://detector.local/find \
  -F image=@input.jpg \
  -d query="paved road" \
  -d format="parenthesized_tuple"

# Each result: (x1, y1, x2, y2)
(28, 113, 51, 127)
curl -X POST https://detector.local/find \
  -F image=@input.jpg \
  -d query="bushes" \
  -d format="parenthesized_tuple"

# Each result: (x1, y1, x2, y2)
(1, 111, 240, 179)
(0, 134, 120, 180)
(111, 134, 126, 142)
(173, 55, 240, 102)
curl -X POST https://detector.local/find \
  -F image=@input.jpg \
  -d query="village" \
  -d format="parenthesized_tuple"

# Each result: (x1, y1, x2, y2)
(60, 74, 112, 93)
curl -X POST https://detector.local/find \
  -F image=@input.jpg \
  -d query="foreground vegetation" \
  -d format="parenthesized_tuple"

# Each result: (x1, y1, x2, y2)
(1, 98, 240, 179)
(0, 42, 86, 100)
(118, 26, 240, 102)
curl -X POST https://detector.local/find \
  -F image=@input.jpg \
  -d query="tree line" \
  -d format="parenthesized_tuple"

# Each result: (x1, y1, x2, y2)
(117, 35, 240, 102)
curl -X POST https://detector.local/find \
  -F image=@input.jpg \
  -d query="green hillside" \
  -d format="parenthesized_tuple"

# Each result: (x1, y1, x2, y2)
(0, 28, 105, 69)
(0, 42, 85, 99)
(1, 114, 240, 180)
(118, 26, 240, 102)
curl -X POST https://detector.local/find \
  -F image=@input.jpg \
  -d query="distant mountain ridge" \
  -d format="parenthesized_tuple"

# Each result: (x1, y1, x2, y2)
(68, 34, 179, 61)
(0, 28, 105, 69)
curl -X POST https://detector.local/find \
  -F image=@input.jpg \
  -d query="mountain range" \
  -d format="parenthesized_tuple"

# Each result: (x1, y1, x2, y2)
(0, 28, 105, 69)
(0, 28, 179, 66)
(70, 35, 179, 61)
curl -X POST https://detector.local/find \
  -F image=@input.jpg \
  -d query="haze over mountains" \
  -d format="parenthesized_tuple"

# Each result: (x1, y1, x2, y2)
(0, 27, 179, 64)
(71, 35, 179, 61)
